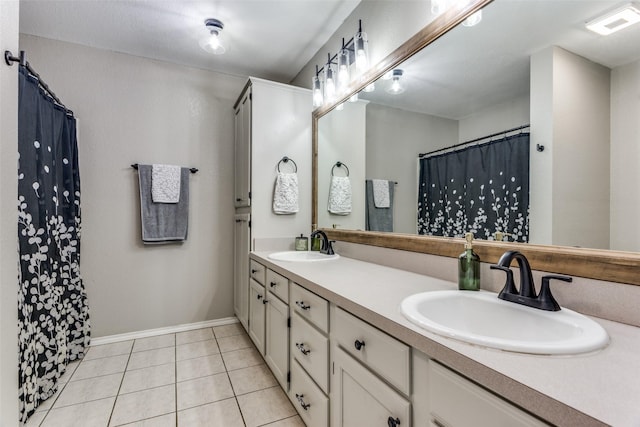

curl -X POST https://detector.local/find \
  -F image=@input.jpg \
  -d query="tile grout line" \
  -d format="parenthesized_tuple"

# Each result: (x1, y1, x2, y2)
(175, 333, 179, 427)
(216, 328, 248, 427)
(106, 341, 135, 427)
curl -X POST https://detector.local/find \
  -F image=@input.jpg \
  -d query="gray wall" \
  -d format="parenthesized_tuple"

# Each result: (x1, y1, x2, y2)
(20, 35, 247, 338)
(0, 2, 20, 425)
(365, 104, 457, 234)
(611, 59, 640, 252)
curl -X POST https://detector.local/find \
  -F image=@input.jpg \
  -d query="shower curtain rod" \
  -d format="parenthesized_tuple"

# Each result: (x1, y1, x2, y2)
(4, 50, 74, 116)
(418, 124, 530, 158)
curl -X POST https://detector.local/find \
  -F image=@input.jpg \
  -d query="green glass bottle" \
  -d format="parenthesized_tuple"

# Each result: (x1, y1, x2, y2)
(458, 232, 480, 291)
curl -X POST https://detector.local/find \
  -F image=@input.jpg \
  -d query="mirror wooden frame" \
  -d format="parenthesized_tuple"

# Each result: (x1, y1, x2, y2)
(311, 0, 640, 286)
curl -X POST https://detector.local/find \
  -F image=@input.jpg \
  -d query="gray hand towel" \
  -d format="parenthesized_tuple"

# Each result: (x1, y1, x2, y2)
(366, 179, 394, 232)
(138, 164, 189, 243)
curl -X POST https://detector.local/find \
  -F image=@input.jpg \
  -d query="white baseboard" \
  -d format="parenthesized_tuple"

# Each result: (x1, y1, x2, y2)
(90, 316, 240, 346)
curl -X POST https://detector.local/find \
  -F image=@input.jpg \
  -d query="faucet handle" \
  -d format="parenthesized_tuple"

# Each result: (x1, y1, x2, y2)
(325, 240, 336, 255)
(490, 265, 518, 296)
(538, 275, 572, 311)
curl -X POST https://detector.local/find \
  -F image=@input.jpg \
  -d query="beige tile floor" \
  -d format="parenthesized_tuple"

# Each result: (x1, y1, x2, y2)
(25, 323, 305, 427)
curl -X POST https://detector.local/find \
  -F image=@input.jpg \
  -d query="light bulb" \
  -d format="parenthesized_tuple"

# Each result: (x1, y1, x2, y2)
(337, 48, 350, 93)
(325, 67, 336, 102)
(354, 31, 369, 74)
(312, 76, 323, 108)
(200, 19, 226, 54)
(386, 70, 405, 94)
(349, 93, 359, 103)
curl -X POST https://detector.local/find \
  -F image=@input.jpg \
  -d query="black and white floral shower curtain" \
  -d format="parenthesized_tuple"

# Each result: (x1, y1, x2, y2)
(18, 66, 90, 422)
(417, 133, 530, 242)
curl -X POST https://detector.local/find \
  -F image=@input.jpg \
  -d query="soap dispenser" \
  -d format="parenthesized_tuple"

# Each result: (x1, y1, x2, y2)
(458, 232, 480, 291)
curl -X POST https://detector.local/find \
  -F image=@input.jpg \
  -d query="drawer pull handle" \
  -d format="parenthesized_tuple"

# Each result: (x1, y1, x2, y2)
(295, 342, 311, 355)
(257, 294, 263, 300)
(296, 301, 311, 311)
(295, 393, 311, 411)
(387, 416, 401, 427)
(354, 339, 366, 351)
(270, 281, 277, 287)
(262, 299, 269, 304)
(251, 269, 258, 274)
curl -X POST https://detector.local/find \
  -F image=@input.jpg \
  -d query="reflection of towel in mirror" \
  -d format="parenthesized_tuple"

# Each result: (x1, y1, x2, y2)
(366, 179, 394, 232)
(273, 172, 299, 214)
(328, 176, 352, 215)
(372, 179, 390, 208)
(151, 164, 181, 203)
(139, 165, 189, 243)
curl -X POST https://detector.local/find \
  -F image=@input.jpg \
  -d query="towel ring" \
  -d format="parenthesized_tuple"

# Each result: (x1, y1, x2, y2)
(277, 156, 297, 173)
(331, 161, 349, 177)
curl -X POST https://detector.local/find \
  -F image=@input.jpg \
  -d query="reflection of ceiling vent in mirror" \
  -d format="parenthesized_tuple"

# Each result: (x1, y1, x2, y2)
(586, 2, 640, 35)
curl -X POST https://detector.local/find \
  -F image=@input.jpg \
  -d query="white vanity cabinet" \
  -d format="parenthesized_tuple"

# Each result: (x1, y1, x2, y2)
(264, 269, 290, 390)
(289, 283, 330, 427)
(427, 361, 548, 427)
(233, 213, 250, 330)
(330, 306, 412, 427)
(248, 278, 266, 354)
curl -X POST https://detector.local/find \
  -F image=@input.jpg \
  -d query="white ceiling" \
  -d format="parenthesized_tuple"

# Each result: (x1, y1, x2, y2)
(19, 0, 361, 83)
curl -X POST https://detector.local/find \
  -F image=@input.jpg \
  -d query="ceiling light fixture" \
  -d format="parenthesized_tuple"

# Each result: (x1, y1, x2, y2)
(311, 19, 370, 109)
(586, 3, 640, 35)
(200, 18, 226, 54)
(386, 69, 405, 94)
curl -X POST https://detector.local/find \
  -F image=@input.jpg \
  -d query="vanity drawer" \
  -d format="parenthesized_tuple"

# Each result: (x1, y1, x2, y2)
(429, 361, 548, 427)
(291, 311, 329, 393)
(290, 283, 328, 333)
(290, 358, 328, 427)
(266, 269, 289, 304)
(250, 260, 266, 285)
(332, 307, 410, 395)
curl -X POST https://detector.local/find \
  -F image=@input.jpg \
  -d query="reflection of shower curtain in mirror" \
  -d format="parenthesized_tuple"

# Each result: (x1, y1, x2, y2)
(18, 66, 90, 422)
(418, 133, 530, 242)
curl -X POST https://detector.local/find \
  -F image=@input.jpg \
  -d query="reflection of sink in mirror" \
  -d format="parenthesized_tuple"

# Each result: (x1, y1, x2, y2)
(268, 251, 340, 262)
(400, 290, 609, 355)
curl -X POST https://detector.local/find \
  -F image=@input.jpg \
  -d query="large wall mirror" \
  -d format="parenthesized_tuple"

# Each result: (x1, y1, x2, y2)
(313, 0, 640, 285)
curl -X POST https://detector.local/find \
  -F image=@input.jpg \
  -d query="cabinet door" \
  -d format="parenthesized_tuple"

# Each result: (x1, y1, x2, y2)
(233, 214, 250, 331)
(248, 279, 265, 354)
(234, 91, 251, 207)
(331, 345, 411, 427)
(265, 294, 289, 390)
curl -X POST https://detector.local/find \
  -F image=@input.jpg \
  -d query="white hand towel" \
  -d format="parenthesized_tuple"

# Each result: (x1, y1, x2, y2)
(151, 164, 181, 203)
(372, 179, 390, 208)
(273, 172, 299, 214)
(328, 176, 352, 215)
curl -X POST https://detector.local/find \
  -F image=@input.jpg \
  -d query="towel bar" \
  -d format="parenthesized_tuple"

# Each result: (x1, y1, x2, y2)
(131, 164, 198, 174)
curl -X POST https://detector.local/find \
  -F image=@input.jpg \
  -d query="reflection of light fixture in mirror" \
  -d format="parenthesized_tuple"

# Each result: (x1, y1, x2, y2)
(382, 70, 393, 80)
(586, 3, 640, 35)
(386, 69, 405, 94)
(349, 93, 359, 103)
(354, 20, 369, 74)
(200, 18, 226, 54)
(462, 10, 482, 27)
(324, 53, 336, 103)
(335, 102, 344, 111)
(364, 82, 375, 92)
(312, 67, 323, 108)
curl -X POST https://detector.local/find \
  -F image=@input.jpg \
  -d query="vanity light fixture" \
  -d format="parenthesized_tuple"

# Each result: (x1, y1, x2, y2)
(200, 18, 226, 54)
(586, 2, 640, 35)
(310, 19, 370, 108)
(386, 69, 405, 94)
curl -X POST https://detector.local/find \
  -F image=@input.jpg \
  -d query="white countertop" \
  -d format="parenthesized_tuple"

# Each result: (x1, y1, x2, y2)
(252, 251, 640, 427)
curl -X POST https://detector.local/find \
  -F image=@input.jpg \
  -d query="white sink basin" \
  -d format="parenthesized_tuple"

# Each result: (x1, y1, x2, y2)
(268, 251, 340, 262)
(401, 290, 608, 355)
